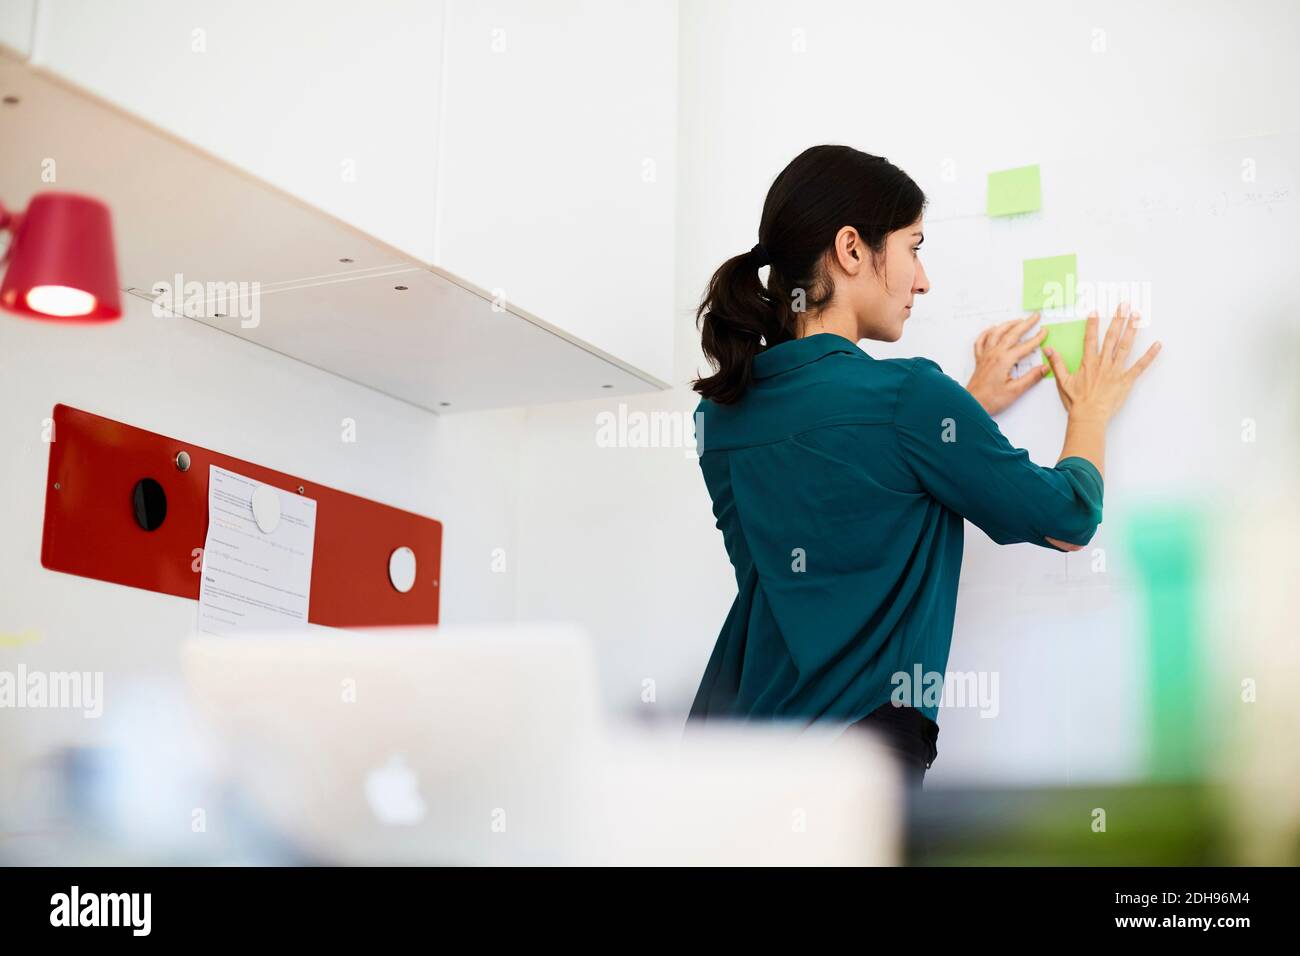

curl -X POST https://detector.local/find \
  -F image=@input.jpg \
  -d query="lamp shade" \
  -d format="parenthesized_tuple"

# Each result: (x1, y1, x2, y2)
(1, 192, 121, 321)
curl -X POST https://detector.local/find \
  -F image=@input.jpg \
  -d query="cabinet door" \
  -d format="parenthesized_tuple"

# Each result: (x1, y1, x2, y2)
(437, 0, 677, 383)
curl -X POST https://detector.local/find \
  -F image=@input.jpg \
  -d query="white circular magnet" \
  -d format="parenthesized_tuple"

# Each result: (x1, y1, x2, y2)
(250, 484, 281, 534)
(388, 546, 417, 593)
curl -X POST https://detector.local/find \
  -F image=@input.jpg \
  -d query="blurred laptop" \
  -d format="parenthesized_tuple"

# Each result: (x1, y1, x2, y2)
(183, 622, 902, 865)
(184, 623, 601, 864)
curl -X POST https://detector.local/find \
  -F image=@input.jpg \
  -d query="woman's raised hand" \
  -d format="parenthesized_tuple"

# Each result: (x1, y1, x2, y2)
(1044, 305, 1161, 423)
(965, 314, 1050, 416)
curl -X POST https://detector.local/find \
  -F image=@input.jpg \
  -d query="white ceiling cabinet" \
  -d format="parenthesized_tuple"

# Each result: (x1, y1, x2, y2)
(4, 0, 675, 405)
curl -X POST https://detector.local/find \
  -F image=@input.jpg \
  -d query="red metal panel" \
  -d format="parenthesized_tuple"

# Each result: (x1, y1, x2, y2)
(40, 404, 441, 627)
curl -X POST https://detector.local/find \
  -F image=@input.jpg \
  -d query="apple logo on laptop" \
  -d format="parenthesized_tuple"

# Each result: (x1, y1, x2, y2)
(364, 753, 427, 826)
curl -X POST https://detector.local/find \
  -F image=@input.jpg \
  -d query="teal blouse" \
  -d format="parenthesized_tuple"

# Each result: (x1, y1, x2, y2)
(687, 333, 1103, 732)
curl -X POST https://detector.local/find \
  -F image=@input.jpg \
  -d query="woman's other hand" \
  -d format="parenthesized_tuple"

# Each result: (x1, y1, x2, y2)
(965, 314, 1049, 416)
(1044, 305, 1161, 422)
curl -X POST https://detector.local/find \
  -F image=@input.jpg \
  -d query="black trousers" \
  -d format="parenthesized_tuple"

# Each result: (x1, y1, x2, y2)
(848, 700, 939, 790)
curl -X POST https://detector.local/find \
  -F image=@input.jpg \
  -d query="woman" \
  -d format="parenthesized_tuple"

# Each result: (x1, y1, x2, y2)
(686, 145, 1160, 789)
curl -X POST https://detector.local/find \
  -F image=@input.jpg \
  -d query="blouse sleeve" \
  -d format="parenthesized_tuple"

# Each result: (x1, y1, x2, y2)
(892, 358, 1103, 550)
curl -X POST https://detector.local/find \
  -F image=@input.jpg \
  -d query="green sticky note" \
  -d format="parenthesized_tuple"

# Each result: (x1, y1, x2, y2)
(1023, 253, 1077, 310)
(987, 164, 1042, 217)
(1040, 319, 1087, 379)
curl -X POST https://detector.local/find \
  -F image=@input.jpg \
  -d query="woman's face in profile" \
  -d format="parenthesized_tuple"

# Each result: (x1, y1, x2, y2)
(858, 218, 930, 342)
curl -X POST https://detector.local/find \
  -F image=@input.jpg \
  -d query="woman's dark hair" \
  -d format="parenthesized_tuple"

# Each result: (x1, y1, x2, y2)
(692, 145, 927, 405)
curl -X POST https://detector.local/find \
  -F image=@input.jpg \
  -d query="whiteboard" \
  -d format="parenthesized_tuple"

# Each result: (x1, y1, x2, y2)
(863, 133, 1298, 784)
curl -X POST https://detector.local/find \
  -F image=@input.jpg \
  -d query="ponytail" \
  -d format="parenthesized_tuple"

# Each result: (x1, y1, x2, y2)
(692, 244, 789, 406)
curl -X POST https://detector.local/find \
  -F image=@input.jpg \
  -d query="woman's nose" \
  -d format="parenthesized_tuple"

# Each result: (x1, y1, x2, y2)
(914, 259, 931, 295)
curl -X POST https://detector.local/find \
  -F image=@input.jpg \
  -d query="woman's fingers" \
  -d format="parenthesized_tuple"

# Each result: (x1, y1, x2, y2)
(1123, 340, 1162, 383)
(987, 319, 1018, 348)
(1081, 311, 1100, 364)
(1100, 304, 1128, 365)
(1009, 361, 1049, 395)
(1044, 346, 1073, 393)
(998, 313, 1040, 347)
(976, 314, 1045, 364)
(1013, 312, 1041, 339)
(975, 321, 1007, 355)
(977, 316, 1026, 356)
(1111, 309, 1134, 364)
(1009, 327, 1048, 362)
(1114, 310, 1140, 364)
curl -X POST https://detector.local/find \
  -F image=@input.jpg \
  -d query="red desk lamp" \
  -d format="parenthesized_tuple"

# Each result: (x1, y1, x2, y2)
(0, 191, 121, 321)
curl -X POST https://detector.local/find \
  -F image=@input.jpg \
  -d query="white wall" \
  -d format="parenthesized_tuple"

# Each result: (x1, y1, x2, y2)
(514, 390, 731, 725)
(513, 0, 1300, 785)
(0, 293, 525, 755)
(0, 0, 35, 55)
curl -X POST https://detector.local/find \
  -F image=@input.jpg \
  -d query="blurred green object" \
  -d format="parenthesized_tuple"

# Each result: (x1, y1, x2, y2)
(909, 782, 1228, 866)
(1126, 504, 1208, 782)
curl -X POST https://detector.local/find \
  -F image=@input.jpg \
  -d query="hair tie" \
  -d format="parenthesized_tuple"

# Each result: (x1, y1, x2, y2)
(750, 242, 770, 267)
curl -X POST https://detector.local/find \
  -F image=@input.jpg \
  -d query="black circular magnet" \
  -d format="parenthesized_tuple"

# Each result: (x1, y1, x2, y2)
(132, 477, 167, 531)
